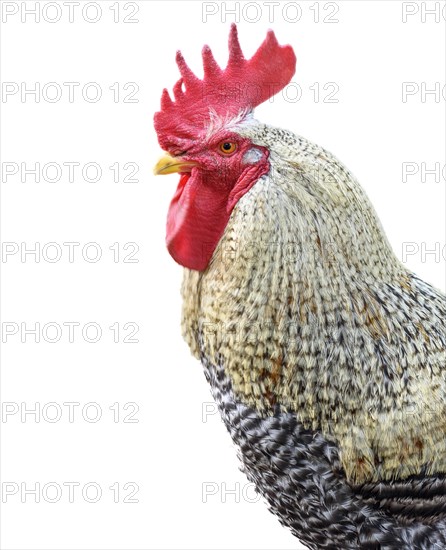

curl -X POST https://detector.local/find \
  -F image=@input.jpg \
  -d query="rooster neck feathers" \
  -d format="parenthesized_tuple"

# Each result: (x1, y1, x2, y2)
(181, 125, 446, 484)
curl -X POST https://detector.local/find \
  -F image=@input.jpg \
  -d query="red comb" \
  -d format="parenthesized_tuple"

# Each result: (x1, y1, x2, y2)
(154, 24, 296, 151)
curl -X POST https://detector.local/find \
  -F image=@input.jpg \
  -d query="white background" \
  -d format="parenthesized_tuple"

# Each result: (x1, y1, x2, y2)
(1, 1, 445, 549)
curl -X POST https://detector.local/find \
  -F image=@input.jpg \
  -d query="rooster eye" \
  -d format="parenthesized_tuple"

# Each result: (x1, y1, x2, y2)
(218, 142, 237, 155)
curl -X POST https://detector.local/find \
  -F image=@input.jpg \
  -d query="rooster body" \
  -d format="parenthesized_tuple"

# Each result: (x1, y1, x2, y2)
(154, 26, 446, 549)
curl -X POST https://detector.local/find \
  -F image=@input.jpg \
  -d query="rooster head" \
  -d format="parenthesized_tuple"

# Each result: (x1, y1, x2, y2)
(153, 24, 296, 271)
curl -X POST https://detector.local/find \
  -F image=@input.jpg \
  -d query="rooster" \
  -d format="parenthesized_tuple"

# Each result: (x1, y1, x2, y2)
(153, 25, 446, 549)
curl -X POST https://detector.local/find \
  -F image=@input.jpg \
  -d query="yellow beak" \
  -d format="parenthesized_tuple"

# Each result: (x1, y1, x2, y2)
(153, 154, 198, 175)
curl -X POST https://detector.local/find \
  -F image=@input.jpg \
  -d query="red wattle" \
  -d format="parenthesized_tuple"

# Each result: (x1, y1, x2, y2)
(166, 162, 269, 271)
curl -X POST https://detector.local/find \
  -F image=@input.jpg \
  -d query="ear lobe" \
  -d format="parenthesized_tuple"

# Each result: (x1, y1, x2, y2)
(243, 148, 264, 164)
